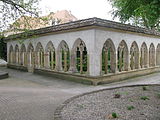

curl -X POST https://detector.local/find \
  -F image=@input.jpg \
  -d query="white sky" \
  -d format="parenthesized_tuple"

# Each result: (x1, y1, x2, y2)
(39, 0, 115, 20)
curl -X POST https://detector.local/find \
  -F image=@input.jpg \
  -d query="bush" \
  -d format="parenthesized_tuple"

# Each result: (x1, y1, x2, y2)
(127, 105, 135, 110)
(0, 37, 7, 60)
(140, 96, 150, 100)
(112, 112, 118, 118)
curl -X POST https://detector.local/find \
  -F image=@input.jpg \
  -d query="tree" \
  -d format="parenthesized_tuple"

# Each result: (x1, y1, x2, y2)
(108, 0, 160, 30)
(0, 0, 40, 32)
(0, 0, 40, 60)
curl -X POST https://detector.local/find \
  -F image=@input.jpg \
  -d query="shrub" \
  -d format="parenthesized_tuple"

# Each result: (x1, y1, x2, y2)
(140, 96, 149, 100)
(112, 112, 118, 118)
(127, 105, 135, 110)
(142, 86, 147, 91)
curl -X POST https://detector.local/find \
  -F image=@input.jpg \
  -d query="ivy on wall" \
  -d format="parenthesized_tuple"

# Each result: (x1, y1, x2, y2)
(0, 36, 7, 60)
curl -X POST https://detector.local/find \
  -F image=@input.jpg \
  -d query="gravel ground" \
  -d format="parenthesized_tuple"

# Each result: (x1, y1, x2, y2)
(61, 85, 160, 120)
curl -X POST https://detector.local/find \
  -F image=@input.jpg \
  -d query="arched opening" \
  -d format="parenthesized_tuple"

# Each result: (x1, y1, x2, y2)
(140, 42, 148, 68)
(20, 44, 26, 66)
(117, 40, 129, 72)
(71, 39, 88, 74)
(156, 44, 160, 66)
(45, 41, 56, 70)
(102, 39, 116, 74)
(58, 40, 70, 72)
(27, 43, 34, 67)
(130, 41, 139, 70)
(36, 42, 44, 68)
(9, 45, 14, 64)
(15, 45, 20, 64)
(149, 43, 155, 67)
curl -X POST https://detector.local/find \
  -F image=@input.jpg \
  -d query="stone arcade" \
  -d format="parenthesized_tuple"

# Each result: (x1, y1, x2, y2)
(5, 18, 160, 85)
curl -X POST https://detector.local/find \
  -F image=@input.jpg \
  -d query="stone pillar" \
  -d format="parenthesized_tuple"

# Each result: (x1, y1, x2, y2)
(51, 51, 54, 69)
(10, 52, 12, 64)
(89, 52, 101, 76)
(126, 50, 130, 71)
(154, 51, 156, 67)
(80, 51, 83, 74)
(55, 50, 62, 71)
(69, 51, 77, 73)
(104, 51, 108, 74)
(64, 51, 67, 72)
(119, 50, 122, 72)
(44, 51, 50, 69)
(114, 51, 118, 73)
(37, 52, 40, 68)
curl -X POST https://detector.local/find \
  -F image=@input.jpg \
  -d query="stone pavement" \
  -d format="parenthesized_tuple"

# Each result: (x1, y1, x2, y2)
(0, 67, 160, 120)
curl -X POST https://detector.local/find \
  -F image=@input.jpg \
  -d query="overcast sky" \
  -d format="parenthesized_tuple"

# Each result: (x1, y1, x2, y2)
(39, 0, 115, 20)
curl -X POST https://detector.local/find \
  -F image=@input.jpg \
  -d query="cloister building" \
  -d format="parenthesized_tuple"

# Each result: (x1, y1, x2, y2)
(5, 18, 160, 85)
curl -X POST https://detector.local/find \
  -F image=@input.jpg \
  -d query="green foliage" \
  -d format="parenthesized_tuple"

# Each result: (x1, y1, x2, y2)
(0, 36, 7, 60)
(0, 0, 40, 32)
(127, 105, 135, 110)
(157, 93, 160, 98)
(142, 86, 148, 91)
(109, 0, 160, 30)
(140, 96, 150, 100)
(112, 112, 118, 118)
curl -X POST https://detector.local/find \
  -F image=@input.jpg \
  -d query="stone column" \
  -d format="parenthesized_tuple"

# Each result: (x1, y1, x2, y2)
(69, 51, 77, 73)
(51, 51, 54, 69)
(104, 51, 108, 74)
(10, 52, 12, 64)
(44, 51, 50, 69)
(64, 51, 67, 72)
(80, 51, 83, 74)
(55, 50, 62, 71)
(89, 52, 101, 76)
(37, 52, 40, 68)
(119, 50, 122, 72)
(114, 51, 118, 73)
(126, 50, 130, 71)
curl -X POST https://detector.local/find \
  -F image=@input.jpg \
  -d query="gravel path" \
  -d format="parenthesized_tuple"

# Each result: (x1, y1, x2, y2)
(60, 85, 160, 120)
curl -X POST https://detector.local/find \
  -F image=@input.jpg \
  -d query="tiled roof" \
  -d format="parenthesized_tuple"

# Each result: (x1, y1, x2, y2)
(4, 17, 160, 41)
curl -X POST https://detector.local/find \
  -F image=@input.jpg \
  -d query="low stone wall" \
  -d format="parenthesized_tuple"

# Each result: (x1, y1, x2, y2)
(34, 69, 93, 85)
(7, 64, 28, 72)
(97, 67, 160, 85)
(7, 64, 160, 85)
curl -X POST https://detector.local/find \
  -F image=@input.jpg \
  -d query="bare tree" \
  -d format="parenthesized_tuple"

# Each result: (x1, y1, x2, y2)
(0, 0, 40, 32)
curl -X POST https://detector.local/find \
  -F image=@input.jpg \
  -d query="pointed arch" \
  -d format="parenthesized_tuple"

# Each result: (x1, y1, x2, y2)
(140, 42, 148, 68)
(20, 44, 27, 66)
(71, 38, 88, 74)
(117, 40, 129, 72)
(57, 40, 70, 72)
(130, 41, 139, 70)
(102, 39, 116, 74)
(156, 44, 160, 66)
(149, 43, 155, 67)
(9, 45, 14, 63)
(35, 42, 44, 68)
(45, 41, 56, 70)
(27, 43, 34, 66)
(15, 44, 20, 64)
